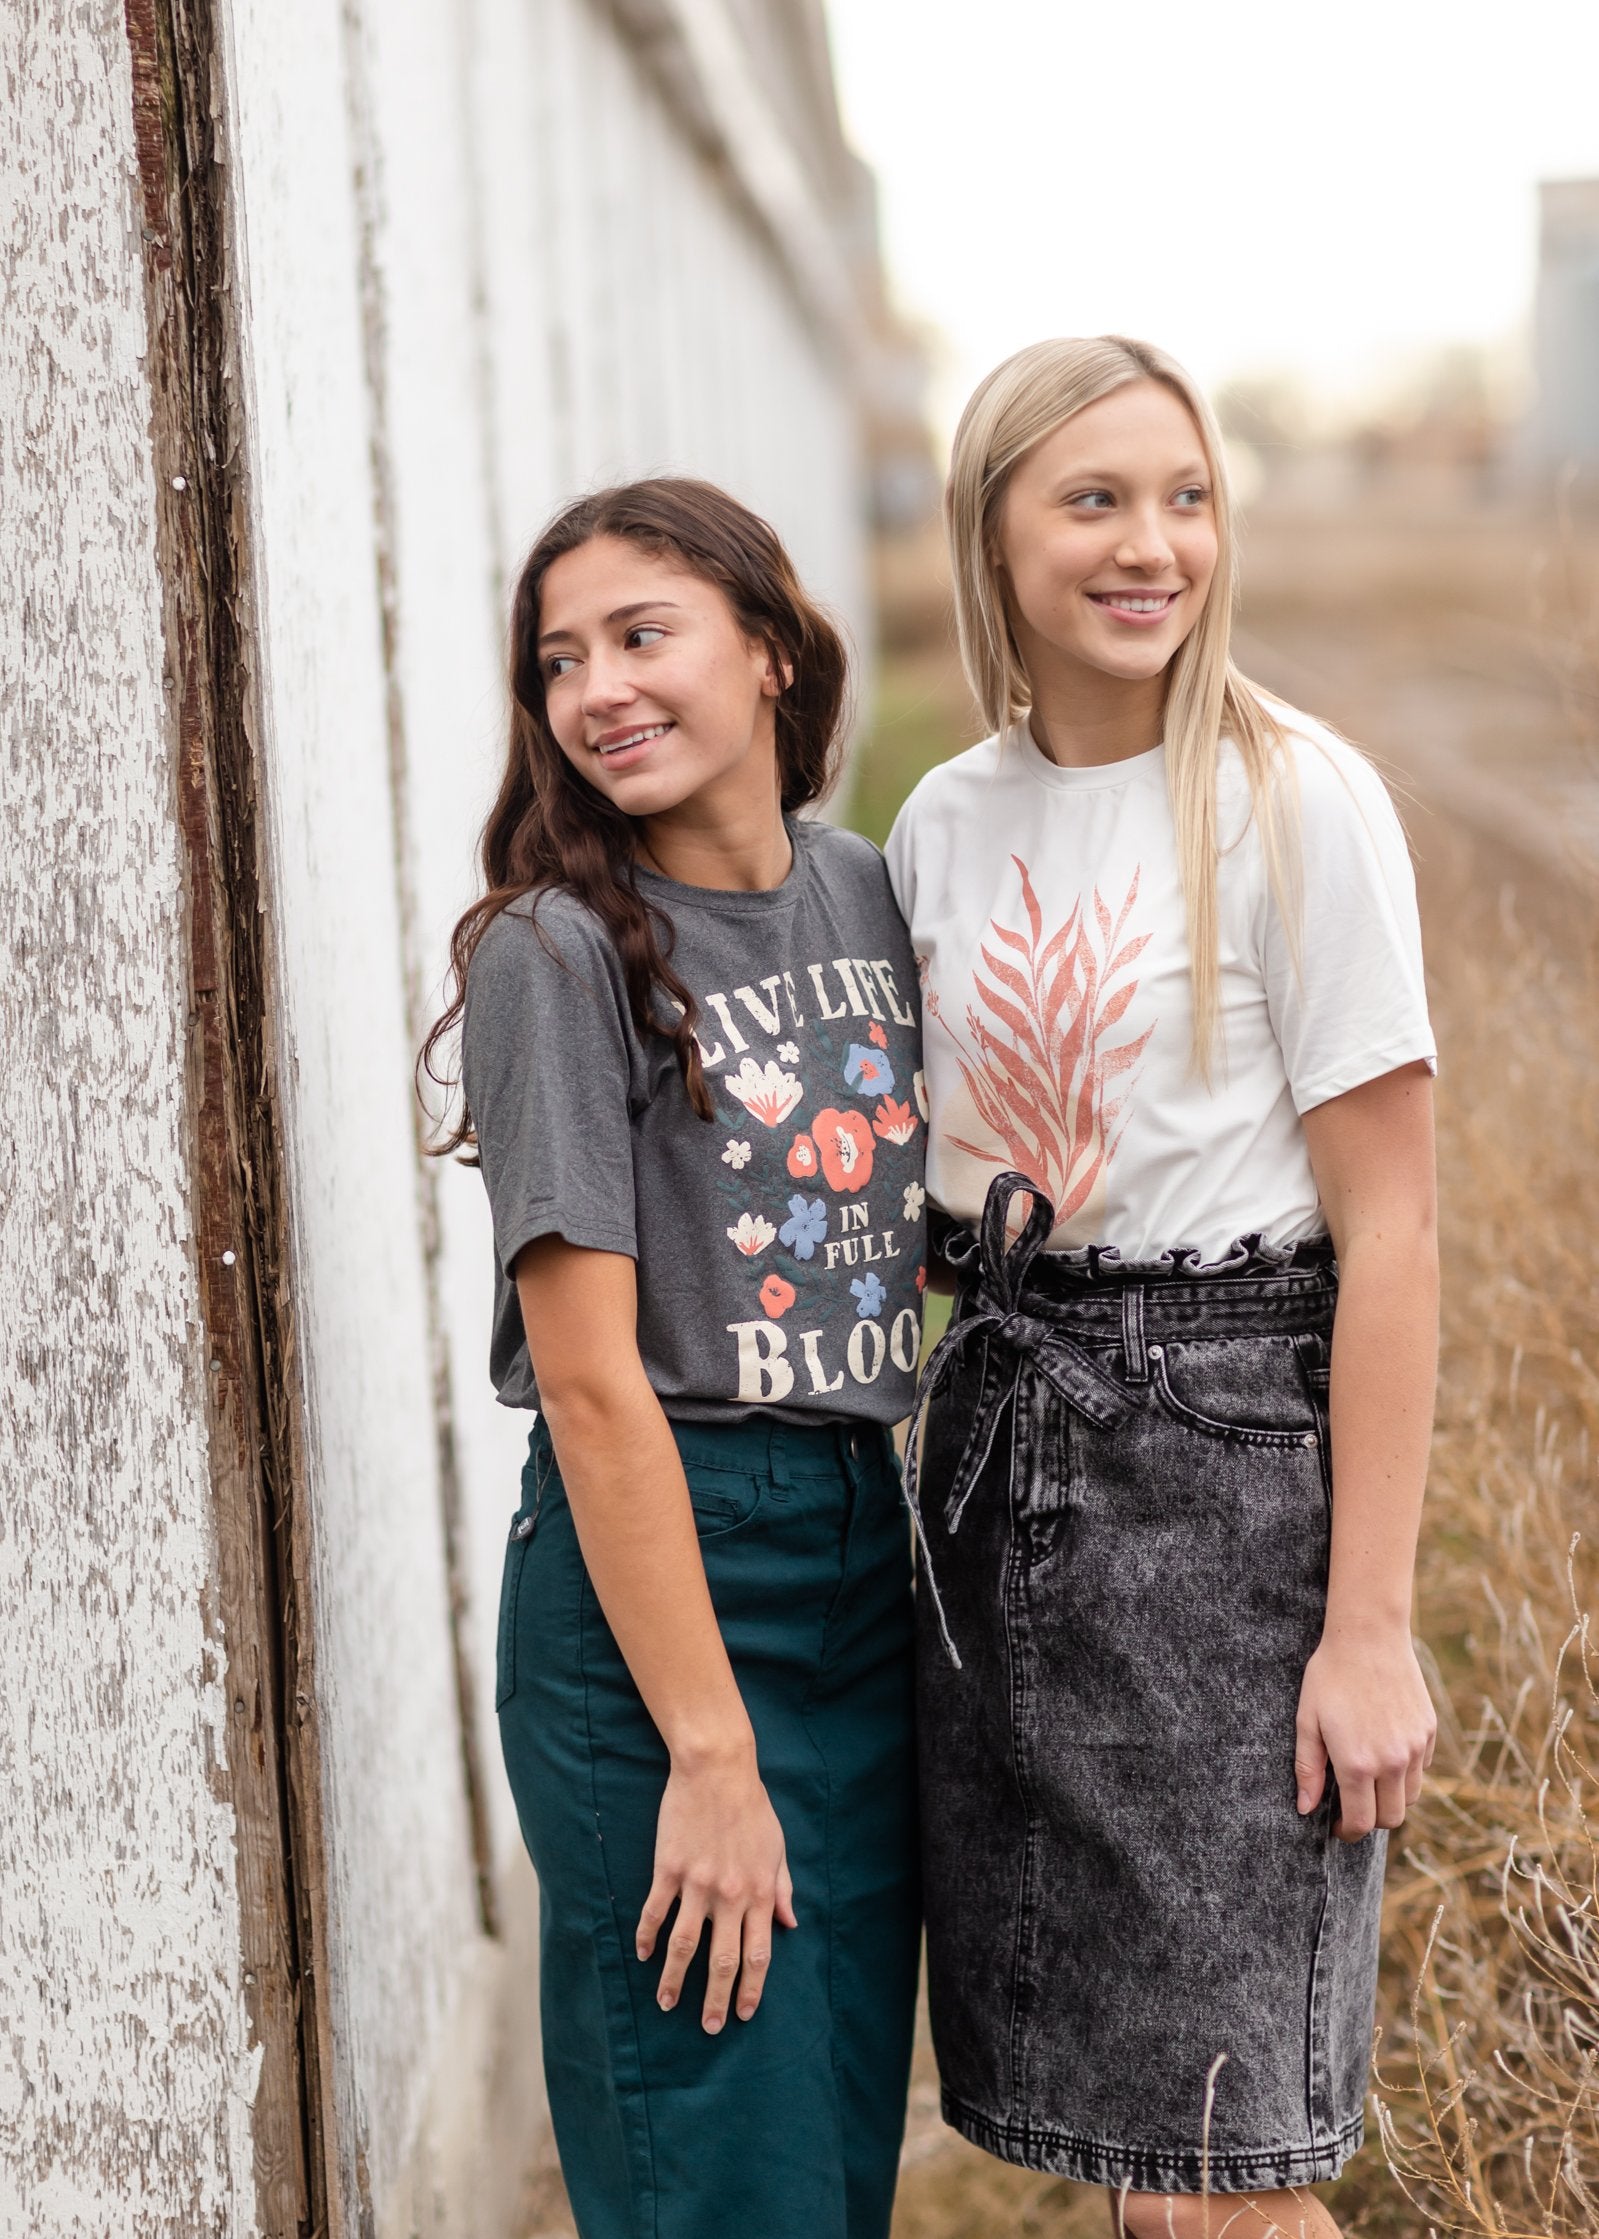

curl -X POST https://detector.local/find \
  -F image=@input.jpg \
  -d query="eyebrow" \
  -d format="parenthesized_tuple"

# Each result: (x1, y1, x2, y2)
(537, 599, 683, 649)
(1054, 460, 1210, 486)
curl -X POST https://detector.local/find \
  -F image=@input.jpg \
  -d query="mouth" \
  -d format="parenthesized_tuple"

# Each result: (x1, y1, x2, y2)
(592, 720, 674, 765)
(1086, 590, 1182, 622)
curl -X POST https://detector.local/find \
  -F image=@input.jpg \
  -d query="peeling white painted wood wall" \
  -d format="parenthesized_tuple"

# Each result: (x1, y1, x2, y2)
(5, 1, 875, 2231)
(216, 3, 873, 2230)
(0, 6, 259, 2234)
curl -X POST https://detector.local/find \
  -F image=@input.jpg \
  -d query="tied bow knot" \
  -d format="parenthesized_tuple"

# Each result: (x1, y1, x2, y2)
(904, 1174, 1135, 1670)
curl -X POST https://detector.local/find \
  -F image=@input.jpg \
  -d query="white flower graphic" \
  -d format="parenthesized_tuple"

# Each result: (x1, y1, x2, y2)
(721, 1138, 752, 1170)
(913, 1069, 929, 1121)
(726, 1211, 778, 1257)
(777, 1041, 800, 1064)
(723, 1056, 803, 1129)
(902, 1181, 926, 1222)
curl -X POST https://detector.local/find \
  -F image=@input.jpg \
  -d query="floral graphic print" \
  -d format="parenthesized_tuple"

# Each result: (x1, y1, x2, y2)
(843, 1043, 894, 1097)
(760, 1273, 796, 1318)
(779, 1195, 829, 1260)
(723, 1056, 803, 1128)
(872, 1096, 917, 1145)
(934, 856, 1152, 1221)
(851, 1272, 886, 1319)
(727, 1211, 777, 1256)
(722, 1138, 752, 1169)
(811, 1107, 875, 1193)
(786, 1132, 819, 1179)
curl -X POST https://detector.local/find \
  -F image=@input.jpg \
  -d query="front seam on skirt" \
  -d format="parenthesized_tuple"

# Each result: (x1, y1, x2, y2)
(941, 2091, 1366, 2193)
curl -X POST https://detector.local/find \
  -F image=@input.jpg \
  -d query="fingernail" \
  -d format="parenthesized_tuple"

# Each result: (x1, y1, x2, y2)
(635, 1944, 647, 1962)
(1296, 1791, 1309, 1813)
(703, 2017, 722, 2035)
(658, 1993, 675, 2012)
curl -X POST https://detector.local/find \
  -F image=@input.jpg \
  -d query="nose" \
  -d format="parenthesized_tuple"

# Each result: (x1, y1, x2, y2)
(1114, 503, 1176, 574)
(580, 650, 635, 716)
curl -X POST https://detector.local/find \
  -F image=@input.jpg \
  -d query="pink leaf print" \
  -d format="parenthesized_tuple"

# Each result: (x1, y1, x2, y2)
(934, 859, 1153, 1218)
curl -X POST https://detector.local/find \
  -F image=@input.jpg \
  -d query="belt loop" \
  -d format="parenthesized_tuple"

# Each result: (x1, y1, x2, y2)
(1121, 1284, 1149, 1383)
(767, 1422, 791, 1499)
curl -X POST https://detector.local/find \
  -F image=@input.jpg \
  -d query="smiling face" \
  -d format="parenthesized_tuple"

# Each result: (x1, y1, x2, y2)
(995, 378, 1221, 705)
(536, 535, 782, 823)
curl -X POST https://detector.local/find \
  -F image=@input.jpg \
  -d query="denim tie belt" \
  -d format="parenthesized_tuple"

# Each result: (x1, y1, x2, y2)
(904, 1172, 1134, 1669)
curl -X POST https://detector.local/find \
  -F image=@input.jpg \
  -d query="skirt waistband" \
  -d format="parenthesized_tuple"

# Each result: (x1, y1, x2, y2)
(906, 1174, 1339, 1670)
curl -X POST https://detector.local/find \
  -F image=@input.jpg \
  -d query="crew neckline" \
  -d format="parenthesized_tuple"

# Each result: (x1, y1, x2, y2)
(633, 814, 813, 914)
(1006, 721, 1166, 793)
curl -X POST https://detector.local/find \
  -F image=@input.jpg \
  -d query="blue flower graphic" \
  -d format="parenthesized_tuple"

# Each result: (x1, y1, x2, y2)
(850, 1272, 886, 1320)
(779, 1194, 829, 1261)
(842, 1043, 895, 1098)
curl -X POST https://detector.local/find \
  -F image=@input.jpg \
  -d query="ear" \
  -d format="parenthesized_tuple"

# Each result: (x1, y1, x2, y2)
(761, 652, 793, 699)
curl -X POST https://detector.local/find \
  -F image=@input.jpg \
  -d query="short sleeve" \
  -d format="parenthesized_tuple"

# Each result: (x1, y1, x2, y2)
(461, 898, 640, 1276)
(883, 793, 916, 923)
(1261, 736, 1437, 1113)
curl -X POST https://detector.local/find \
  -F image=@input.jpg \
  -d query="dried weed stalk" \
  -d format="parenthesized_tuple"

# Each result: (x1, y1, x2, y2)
(1368, 865, 1599, 2234)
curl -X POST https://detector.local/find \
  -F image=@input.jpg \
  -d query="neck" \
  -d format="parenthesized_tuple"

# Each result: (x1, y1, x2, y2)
(636, 781, 793, 893)
(1024, 665, 1166, 770)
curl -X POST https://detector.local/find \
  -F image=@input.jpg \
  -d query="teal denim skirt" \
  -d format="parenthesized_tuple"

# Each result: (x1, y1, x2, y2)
(496, 1414, 919, 2239)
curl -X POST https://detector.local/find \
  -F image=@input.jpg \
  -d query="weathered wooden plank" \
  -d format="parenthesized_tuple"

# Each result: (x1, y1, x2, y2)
(208, 1, 486, 2222)
(0, 4, 261, 2231)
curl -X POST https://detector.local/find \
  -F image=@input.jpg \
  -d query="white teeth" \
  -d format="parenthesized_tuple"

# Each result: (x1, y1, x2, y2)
(1097, 595, 1173, 613)
(600, 722, 670, 753)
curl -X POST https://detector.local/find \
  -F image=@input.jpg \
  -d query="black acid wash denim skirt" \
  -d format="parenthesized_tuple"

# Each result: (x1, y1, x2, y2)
(906, 1173, 1384, 2197)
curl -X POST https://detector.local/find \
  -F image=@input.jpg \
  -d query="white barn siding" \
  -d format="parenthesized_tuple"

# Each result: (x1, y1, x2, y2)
(7, 2, 877, 2231)
(213, 0, 487, 2215)
(0, 6, 257, 2232)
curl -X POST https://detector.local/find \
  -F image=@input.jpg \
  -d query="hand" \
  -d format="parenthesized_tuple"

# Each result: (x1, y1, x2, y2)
(635, 1747, 798, 2031)
(1294, 1628, 1436, 1842)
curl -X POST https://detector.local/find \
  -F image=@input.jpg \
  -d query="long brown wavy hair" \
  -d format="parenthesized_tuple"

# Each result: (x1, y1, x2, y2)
(420, 478, 851, 1152)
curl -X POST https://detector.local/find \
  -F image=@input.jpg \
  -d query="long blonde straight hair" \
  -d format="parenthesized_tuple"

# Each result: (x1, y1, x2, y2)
(945, 334, 1298, 1071)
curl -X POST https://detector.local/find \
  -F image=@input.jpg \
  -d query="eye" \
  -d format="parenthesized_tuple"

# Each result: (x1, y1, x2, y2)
(625, 624, 667, 649)
(1172, 484, 1211, 509)
(544, 653, 579, 680)
(1067, 489, 1115, 512)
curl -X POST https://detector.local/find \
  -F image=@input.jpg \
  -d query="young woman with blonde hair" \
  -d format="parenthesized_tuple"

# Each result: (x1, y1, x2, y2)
(886, 339, 1438, 2237)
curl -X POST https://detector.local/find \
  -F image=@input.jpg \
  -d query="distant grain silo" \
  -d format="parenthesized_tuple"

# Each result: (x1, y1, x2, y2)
(1531, 177, 1599, 485)
(2, 5, 896, 2234)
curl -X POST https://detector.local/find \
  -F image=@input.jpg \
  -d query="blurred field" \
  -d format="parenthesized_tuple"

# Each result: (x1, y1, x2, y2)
(862, 493, 1599, 2238)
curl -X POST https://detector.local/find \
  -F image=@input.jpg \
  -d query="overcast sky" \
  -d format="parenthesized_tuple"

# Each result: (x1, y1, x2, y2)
(824, 0, 1599, 435)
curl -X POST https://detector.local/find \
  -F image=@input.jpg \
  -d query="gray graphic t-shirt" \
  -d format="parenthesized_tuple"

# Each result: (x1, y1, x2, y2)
(461, 820, 927, 1426)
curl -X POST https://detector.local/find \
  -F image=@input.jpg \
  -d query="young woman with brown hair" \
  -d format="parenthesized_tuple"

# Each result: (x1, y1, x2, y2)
(888, 341, 1439, 2238)
(424, 479, 925, 2239)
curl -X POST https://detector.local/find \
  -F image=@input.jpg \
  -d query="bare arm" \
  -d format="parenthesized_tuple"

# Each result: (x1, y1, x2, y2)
(515, 1235, 796, 2027)
(1296, 1060, 1439, 1841)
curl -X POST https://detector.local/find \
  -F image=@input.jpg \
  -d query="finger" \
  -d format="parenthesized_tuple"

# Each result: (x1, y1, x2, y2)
(1375, 1768, 1410, 1830)
(1404, 1753, 1426, 1808)
(775, 1857, 797, 1931)
(656, 1896, 706, 2014)
(1423, 1725, 1437, 1770)
(636, 1872, 679, 1962)
(1294, 1723, 1328, 1816)
(1334, 1770, 1378, 1844)
(700, 1905, 742, 2034)
(736, 1902, 774, 2022)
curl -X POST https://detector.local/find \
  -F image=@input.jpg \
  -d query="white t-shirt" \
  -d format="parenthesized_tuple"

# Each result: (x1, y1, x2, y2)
(884, 715, 1436, 1259)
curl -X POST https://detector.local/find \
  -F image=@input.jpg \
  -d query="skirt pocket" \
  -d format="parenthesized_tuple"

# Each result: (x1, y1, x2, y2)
(1149, 1333, 1326, 1447)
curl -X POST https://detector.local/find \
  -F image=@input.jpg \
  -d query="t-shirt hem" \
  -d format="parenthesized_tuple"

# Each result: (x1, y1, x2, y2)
(1292, 1039, 1439, 1115)
(496, 1205, 639, 1279)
